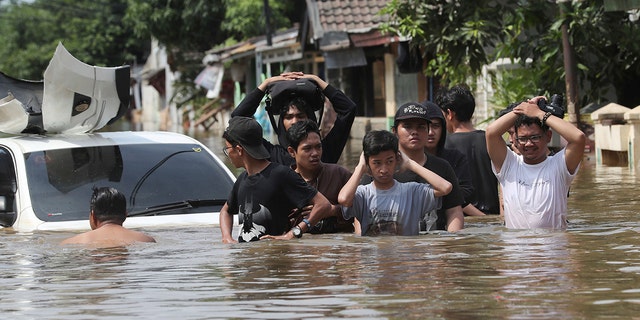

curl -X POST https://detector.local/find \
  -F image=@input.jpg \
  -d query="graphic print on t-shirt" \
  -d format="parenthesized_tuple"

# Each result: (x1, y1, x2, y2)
(365, 209, 401, 236)
(238, 195, 272, 242)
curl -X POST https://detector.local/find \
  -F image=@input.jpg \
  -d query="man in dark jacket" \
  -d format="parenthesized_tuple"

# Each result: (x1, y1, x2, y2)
(231, 72, 356, 165)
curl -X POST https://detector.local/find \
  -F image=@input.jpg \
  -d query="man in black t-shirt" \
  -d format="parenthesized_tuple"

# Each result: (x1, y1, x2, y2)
(437, 84, 500, 215)
(219, 117, 332, 243)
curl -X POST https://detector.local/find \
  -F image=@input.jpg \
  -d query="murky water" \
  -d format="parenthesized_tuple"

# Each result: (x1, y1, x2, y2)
(2, 132, 640, 319)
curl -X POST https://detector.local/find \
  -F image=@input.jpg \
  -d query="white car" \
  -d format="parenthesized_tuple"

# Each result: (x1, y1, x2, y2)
(0, 131, 236, 231)
(0, 43, 235, 231)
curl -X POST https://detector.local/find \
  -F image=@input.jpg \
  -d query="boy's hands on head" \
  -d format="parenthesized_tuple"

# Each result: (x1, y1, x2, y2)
(396, 151, 412, 173)
(356, 151, 371, 175)
(358, 151, 366, 166)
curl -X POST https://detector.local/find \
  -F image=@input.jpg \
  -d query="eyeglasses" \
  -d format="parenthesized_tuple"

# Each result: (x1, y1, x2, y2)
(515, 134, 543, 144)
(222, 146, 233, 157)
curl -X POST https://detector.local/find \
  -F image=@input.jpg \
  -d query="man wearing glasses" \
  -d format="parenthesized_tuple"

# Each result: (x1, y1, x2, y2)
(486, 96, 586, 230)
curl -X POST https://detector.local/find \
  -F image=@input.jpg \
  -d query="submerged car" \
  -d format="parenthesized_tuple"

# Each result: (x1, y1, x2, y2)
(0, 43, 235, 231)
(0, 131, 235, 231)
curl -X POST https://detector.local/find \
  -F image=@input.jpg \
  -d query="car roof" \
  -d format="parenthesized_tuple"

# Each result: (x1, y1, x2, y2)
(0, 131, 204, 154)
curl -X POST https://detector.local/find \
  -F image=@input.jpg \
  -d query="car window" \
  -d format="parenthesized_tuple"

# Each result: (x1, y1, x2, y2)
(24, 143, 234, 222)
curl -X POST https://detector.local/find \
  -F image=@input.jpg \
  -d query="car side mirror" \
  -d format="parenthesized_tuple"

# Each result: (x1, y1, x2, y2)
(0, 195, 16, 227)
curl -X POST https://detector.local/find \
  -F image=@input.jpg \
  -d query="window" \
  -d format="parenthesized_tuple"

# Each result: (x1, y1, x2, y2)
(24, 143, 234, 222)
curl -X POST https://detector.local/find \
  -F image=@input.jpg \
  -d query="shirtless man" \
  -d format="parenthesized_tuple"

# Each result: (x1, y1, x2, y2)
(61, 187, 156, 247)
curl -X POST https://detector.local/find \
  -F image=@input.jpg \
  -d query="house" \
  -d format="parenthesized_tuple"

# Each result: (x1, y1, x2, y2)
(203, 0, 440, 138)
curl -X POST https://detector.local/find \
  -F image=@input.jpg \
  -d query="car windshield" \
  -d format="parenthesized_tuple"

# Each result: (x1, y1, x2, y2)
(23, 143, 234, 222)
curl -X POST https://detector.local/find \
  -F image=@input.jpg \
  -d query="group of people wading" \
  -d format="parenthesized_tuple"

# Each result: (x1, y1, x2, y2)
(62, 71, 585, 247)
(218, 72, 585, 243)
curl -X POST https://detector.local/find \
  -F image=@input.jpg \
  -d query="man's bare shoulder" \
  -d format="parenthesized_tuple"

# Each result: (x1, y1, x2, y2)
(60, 232, 92, 245)
(127, 229, 156, 243)
(60, 225, 155, 248)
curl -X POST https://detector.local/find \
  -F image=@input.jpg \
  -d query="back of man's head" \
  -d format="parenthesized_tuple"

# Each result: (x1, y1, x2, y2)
(224, 117, 270, 160)
(90, 187, 126, 224)
(363, 130, 398, 163)
(286, 119, 320, 150)
(436, 84, 475, 122)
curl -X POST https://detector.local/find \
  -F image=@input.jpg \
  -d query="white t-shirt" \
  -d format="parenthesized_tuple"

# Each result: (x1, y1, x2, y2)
(342, 180, 440, 236)
(493, 149, 578, 229)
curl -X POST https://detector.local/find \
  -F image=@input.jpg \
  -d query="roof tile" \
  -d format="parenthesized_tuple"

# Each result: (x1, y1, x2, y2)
(316, 0, 388, 33)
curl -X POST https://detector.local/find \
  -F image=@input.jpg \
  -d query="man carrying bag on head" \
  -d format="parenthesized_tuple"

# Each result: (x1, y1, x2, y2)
(231, 72, 356, 165)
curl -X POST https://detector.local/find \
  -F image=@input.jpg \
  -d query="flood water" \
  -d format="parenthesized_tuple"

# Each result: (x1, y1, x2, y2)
(2, 132, 640, 319)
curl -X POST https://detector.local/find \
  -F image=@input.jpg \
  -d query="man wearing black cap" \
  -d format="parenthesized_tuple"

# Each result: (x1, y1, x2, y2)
(219, 116, 332, 243)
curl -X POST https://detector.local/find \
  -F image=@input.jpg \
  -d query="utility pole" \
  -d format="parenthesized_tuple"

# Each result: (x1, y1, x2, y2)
(559, 1, 580, 127)
(263, 0, 272, 46)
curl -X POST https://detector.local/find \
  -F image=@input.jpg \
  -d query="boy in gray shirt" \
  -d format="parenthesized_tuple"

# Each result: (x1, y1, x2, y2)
(338, 130, 452, 236)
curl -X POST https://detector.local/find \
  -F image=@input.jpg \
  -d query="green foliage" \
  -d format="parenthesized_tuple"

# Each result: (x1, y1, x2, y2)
(381, 0, 511, 86)
(0, 0, 147, 80)
(221, 0, 297, 40)
(382, 0, 640, 108)
(125, 0, 227, 52)
(123, 0, 299, 108)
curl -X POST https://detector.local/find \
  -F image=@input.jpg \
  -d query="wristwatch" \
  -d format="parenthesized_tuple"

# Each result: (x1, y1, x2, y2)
(292, 226, 303, 238)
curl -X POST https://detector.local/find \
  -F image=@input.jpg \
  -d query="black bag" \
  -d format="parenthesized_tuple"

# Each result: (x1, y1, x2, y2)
(265, 79, 325, 115)
(264, 78, 325, 136)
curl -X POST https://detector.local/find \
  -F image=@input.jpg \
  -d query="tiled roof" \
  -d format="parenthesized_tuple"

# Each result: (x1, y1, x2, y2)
(316, 0, 389, 33)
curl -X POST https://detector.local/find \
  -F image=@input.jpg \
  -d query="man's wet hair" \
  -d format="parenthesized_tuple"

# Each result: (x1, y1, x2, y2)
(363, 130, 398, 163)
(90, 187, 126, 224)
(286, 119, 321, 150)
(514, 115, 549, 135)
(436, 84, 475, 122)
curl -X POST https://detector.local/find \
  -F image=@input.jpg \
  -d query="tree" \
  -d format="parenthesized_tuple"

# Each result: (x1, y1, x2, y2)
(381, 0, 640, 110)
(124, 0, 300, 109)
(380, 0, 513, 86)
(221, 0, 299, 41)
(0, 0, 147, 80)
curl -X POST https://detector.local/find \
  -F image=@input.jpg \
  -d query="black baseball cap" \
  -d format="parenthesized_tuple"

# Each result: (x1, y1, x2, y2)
(394, 102, 430, 127)
(225, 117, 270, 159)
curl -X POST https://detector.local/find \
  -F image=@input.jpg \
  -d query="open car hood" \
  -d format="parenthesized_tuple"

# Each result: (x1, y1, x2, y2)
(0, 43, 129, 135)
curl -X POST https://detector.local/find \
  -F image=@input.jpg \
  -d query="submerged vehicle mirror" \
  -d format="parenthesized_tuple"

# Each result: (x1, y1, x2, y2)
(0, 195, 15, 227)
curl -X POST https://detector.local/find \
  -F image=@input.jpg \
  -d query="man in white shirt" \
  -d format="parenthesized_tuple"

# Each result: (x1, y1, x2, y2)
(486, 96, 585, 229)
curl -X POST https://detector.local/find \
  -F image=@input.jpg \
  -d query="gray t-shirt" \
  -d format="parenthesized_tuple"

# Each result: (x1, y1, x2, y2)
(342, 180, 440, 236)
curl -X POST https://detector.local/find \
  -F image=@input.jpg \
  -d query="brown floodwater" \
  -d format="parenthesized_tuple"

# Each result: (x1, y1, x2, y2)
(1, 133, 639, 319)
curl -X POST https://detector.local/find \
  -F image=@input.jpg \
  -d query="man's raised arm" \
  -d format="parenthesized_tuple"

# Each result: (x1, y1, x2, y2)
(486, 110, 518, 173)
